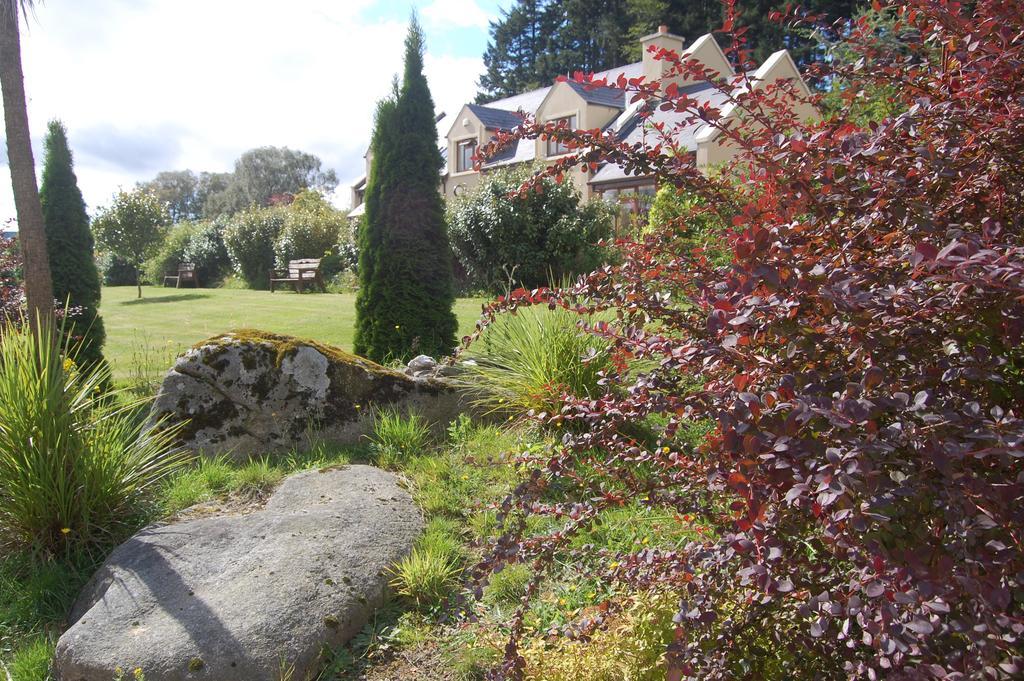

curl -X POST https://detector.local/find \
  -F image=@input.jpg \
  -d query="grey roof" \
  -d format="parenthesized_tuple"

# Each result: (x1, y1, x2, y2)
(485, 86, 552, 114)
(590, 83, 730, 186)
(594, 61, 645, 84)
(565, 81, 626, 108)
(482, 138, 535, 168)
(466, 104, 527, 130)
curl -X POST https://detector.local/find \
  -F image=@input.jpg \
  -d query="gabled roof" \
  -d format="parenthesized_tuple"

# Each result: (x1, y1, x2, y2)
(466, 104, 527, 130)
(564, 81, 626, 108)
(590, 82, 730, 186)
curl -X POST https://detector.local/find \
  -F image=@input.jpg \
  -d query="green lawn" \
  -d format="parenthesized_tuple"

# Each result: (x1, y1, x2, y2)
(99, 286, 486, 386)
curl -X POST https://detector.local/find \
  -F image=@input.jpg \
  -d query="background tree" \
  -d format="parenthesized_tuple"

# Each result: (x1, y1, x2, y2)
(137, 170, 201, 223)
(354, 19, 458, 363)
(91, 190, 170, 299)
(205, 147, 339, 216)
(39, 120, 105, 367)
(0, 0, 52, 329)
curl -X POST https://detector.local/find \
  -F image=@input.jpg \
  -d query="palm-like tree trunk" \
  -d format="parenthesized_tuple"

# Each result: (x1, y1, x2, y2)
(0, 1, 53, 330)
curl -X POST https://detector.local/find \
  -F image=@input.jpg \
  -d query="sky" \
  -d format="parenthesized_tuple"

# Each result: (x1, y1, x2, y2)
(0, 0, 510, 225)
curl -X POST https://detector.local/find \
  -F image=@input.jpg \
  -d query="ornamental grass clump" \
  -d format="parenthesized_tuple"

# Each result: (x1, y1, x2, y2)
(461, 305, 612, 421)
(468, 0, 1024, 677)
(0, 319, 189, 555)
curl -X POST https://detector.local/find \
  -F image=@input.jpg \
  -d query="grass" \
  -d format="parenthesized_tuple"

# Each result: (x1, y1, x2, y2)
(0, 408, 690, 680)
(99, 286, 487, 386)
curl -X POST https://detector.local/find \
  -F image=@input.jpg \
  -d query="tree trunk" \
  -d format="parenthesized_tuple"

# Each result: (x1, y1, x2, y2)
(0, 5, 53, 332)
(135, 266, 141, 299)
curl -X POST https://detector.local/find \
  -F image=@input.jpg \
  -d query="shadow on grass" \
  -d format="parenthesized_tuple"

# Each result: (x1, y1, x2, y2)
(121, 293, 211, 306)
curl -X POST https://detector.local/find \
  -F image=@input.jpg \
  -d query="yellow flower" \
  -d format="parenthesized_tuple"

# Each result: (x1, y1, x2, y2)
(63, 357, 75, 371)
(60, 527, 71, 535)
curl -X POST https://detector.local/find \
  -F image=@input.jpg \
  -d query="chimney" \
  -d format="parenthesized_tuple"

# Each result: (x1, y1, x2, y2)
(639, 24, 685, 84)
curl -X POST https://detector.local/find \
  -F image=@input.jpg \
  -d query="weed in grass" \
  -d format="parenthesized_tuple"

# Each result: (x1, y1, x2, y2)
(0, 552, 96, 677)
(367, 409, 432, 469)
(316, 600, 405, 679)
(468, 509, 498, 542)
(125, 329, 180, 398)
(419, 518, 465, 563)
(233, 458, 283, 499)
(483, 563, 531, 607)
(2, 634, 53, 681)
(443, 634, 501, 681)
(389, 547, 462, 611)
(517, 589, 678, 680)
(571, 503, 698, 554)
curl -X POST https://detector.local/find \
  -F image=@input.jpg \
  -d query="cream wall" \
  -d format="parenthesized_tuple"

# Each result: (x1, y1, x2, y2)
(533, 82, 622, 199)
(445, 105, 487, 200)
(695, 49, 818, 169)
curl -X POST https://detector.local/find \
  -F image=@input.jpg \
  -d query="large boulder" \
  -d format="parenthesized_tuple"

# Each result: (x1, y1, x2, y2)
(54, 466, 422, 681)
(150, 330, 466, 460)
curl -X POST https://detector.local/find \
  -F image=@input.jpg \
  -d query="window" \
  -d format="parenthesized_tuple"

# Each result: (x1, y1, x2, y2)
(546, 115, 578, 157)
(456, 139, 476, 173)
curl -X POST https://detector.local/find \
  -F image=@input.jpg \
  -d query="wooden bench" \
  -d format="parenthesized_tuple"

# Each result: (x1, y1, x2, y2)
(163, 262, 198, 288)
(270, 258, 325, 293)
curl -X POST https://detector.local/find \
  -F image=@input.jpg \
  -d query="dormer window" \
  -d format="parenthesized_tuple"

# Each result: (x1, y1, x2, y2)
(456, 139, 476, 173)
(546, 115, 578, 157)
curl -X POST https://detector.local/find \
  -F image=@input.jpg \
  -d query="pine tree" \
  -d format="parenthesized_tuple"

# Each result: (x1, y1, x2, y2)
(39, 120, 105, 368)
(354, 18, 457, 364)
(477, 0, 551, 101)
(476, 0, 864, 102)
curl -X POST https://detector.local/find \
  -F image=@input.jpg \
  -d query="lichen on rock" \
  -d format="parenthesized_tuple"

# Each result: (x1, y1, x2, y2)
(150, 329, 466, 460)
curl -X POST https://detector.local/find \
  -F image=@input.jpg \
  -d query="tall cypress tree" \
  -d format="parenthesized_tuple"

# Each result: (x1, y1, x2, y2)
(39, 120, 105, 368)
(354, 18, 457, 364)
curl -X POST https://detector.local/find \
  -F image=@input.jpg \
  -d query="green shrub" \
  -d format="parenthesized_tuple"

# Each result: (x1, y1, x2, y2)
(98, 252, 138, 286)
(272, 190, 345, 267)
(446, 165, 614, 293)
(462, 306, 612, 419)
(647, 184, 733, 266)
(145, 218, 230, 286)
(389, 546, 462, 610)
(368, 409, 432, 469)
(0, 320, 190, 553)
(222, 206, 286, 289)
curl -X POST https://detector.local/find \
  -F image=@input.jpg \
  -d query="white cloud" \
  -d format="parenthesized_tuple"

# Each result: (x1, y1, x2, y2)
(421, 0, 491, 30)
(1, 0, 487, 217)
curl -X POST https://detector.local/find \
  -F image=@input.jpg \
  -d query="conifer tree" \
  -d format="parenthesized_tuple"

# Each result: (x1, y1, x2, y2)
(354, 18, 457, 363)
(39, 120, 105, 368)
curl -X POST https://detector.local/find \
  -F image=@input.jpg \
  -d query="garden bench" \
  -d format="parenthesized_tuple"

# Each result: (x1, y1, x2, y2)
(163, 262, 198, 288)
(270, 258, 325, 293)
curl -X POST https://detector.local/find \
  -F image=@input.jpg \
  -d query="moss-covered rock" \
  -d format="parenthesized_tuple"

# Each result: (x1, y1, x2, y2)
(150, 329, 466, 460)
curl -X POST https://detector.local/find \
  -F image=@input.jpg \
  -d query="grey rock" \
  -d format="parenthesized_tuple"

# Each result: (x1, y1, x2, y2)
(149, 331, 467, 461)
(54, 466, 422, 681)
(405, 354, 437, 376)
